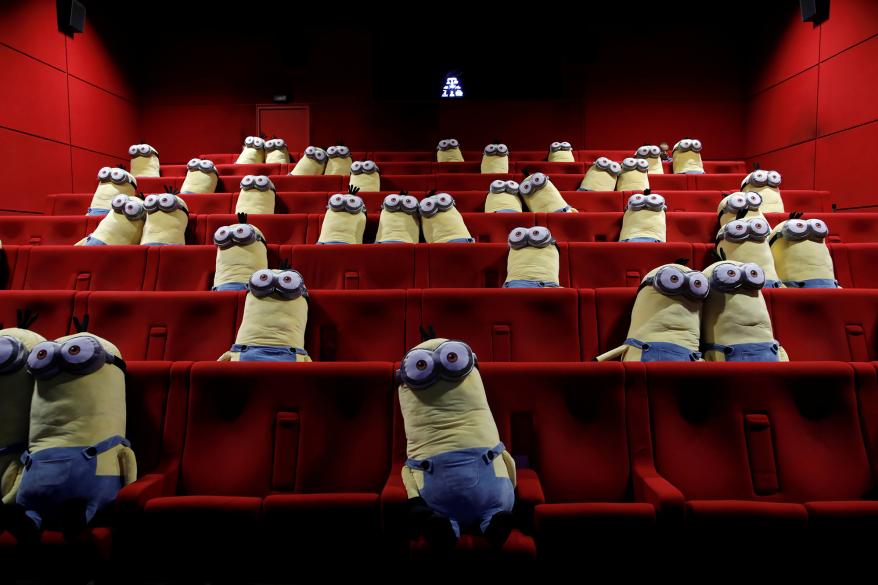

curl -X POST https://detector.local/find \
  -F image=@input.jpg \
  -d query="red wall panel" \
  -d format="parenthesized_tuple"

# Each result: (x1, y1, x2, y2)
(0, 45, 70, 143)
(820, 0, 878, 59)
(817, 36, 878, 135)
(0, 0, 66, 70)
(0, 128, 71, 213)
(815, 120, 878, 208)
(745, 68, 818, 156)
(746, 140, 816, 190)
(70, 147, 128, 194)
(65, 22, 135, 100)
(751, 11, 820, 94)
(68, 77, 138, 156)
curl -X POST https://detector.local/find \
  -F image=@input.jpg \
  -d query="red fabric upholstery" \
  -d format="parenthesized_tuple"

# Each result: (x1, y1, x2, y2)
(204, 213, 309, 245)
(567, 243, 695, 288)
(0, 290, 74, 338)
(13, 245, 151, 290)
(151, 245, 216, 291)
(464, 212, 540, 243)
(0, 216, 87, 245)
(592, 288, 638, 358)
(422, 243, 514, 288)
(289, 243, 417, 290)
(513, 161, 586, 175)
(830, 243, 878, 288)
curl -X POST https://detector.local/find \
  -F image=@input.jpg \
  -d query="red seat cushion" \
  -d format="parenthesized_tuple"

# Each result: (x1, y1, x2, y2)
(16, 245, 150, 291)
(290, 243, 417, 290)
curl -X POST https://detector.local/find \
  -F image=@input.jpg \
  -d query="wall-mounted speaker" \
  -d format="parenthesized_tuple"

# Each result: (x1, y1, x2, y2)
(800, 0, 830, 25)
(57, 0, 86, 35)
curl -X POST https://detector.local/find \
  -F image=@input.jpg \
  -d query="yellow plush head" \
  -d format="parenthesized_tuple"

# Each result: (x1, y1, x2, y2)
(140, 193, 189, 245)
(181, 158, 219, 194)
(419, 193, 472, 243)
(480, 143, 509, 174)
(317, 190, 367, 244)
(128, 144, 160, 178)
(290, 146, 328, 176)
(437, 139, 464, 163)
(325, 146, 353, 175)
(547, 141, 574, 162)
(620, 191, 666, 242)
(348, 160, 381, 191)
(579, 157, 621, 191)
(484, 179, 523, 213)
(90, 167, 137, 212)
(80, 194, 146, 246)
(616, 157, 650, 191)
(635, 145, 663, 174)
(236, 175, 276, 215)
(715, 216, 783, 287)
(741, 169, 784, 213)
(671, 138, 704, 174)
(505, 226, 560, 285)
(519, 172, 576, 213)
(376, 193, 421, 244)
(717, 191, 765, 227)
(769, 217, 837, 287)
(264, 138, 290, 164)
(235, 136, 266, 165)
(213, 215, 269, 289)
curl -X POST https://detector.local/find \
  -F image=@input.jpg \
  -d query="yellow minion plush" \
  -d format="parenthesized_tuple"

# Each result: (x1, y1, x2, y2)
(325, 146, 353, 176)
(3, 322, 135, 541)
(616, 157, 651, 191)
(0, 311, 45, 505)
(715, 217, 783, 288)
(219, 269, 311, 362)
(398, 337, 516, 547)
(77, 194, 146, 246)
(480, 143, 509, 174)
(671, 138, 704, 174)
(264, 139, 291, 164)
(436, 139, 464, 163)
(235, 175, 276, 215)
(236, 136, 266, 164)
(547, 141, 574, 162)
(717, 191, 765, 227)
(579, 157, 621, 191)
(376, 193, 421, 244)
(140, 193, 189, 246)
(317, 188, 367, 245)
(290, 146, 328, 176)
(769, 215, 839, 288)
(596, 263, 708, 362)
(741, 169, 784, 213)
(634, 145, 663, 174)
(420, 193, 473, 243)
(519, 172, 577, 213)
(484, 179, 522, 213)
(700, 261, 788, 362)
(620, 191, 666, 243)
(349, 160, 381, 192)
(89, 167, 137, 216)
(212, 213, 269, 291)
(128, 144, 160, 178)
(504, 227, 560, 288)
(180, 159, 219, 194)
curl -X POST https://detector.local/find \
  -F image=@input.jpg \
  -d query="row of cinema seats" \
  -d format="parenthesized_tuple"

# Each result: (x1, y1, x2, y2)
(44, 189, 835, 216)
(4, 242, 878, 292)
(0, 288, 875, 363)
(1, 211, 873, 247)
(6, 361, 878, 577)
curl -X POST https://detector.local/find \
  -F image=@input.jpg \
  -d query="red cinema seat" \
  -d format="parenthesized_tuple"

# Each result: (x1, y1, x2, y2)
(781, 190, 830, 213)
(379, 175, 436, 192)
(562, 191, 624, 213)
(414, 289, 581, 361)
(216, 163, 282, 177)
(652, 191, 723, 213)
(509, 150, 553, 161)
(250, 175, 344, 192)
(435, 173, 511, 191)
(175, 194, 233, 215)
(11, 245, 151, 291)
(464, 212, 540, 243)
(691, 174, 746, 190)
(372, 150, 433, 162)
(84, 292, 240, 361)
(45, 194, 91, 215)
(437, 191, 491, 213)
(273, 192, 342, 214)
(666, 213, 719, 243)
(423, 243, 570, 288)
(432, 162, 482, 173)
(136, 177, 183, 194)
(513, 162, 586, 175)
(152, 246, 215, 291)
(579, 150, 633, 163)
(690, 243, 719, 270)
(0, 290, 75, 339)
(830, 244, 878, 288)
(593, 288, 638, 358)
(646, 174, 690, 190)
(0, 245, 20, 289)
(204, 214, 309, 245)
(289, 243, 417, 290)
(541, 175, 586, 191)
(198, 153, 238, 164)
(701, 161, 747, 174)
(567, 243, 695, 288)
(375, 161, 433, 175)
(0, 216, 87, 245)
(543, 212, 622, 243)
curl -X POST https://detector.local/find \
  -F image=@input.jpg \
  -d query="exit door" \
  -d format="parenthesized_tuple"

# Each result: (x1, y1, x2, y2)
(258, 106, 310, 154)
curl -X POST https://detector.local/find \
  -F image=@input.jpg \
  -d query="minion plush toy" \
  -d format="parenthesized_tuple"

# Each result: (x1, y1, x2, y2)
(219, 268, 311, 362)
(325, 146, 353, 175)
(290, 146, 328, 176)
(715, 216, 783, 288)
(671, 138, 704, 174)
(484, 180, 522, 213)
(579, 157, 621, 191)
(480, 143, 509, 174)
(547, 141, 574, 162)
(519, 172, 577, 213)
(504, 227, 560, 288)
(77, 194, 145, 246)
(0, 311, 45, 505)
(596, 263, 708, 362)
(236, 136, 266, 165)
(317, 187, 367, 244)
(700, 260, 788, 362)
(140, 192, 188, 246)
(420, 193, 474, 243)
(235, 175, 276, 215)
(769, 214, 839, 288)
(436, 139, 464, 163)
(376, 192, 421, 244)
(634, 145, 663, 174)
(264, 139, 291, 164)
(717, 192, 765, 227)
(616, 157, 650, 191)
(620, 191, 666, 243)
(741, 169, 784, 213)
(128, 144, 160, 178)
(349, 160, 381, 192)
(89, 167, 137, 216)
(398, 336, 516, 547)
(180, 159, 219, 194)
(1, 318, 135, 542)
(212, 213, 269, 291)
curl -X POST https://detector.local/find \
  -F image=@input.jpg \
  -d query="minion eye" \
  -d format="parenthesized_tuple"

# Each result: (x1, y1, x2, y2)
(383, 194, 400, 208)
(337, 146, 350, 157)
(595, 157, 610, 170)
(329, 194, 346, 209)
(490, 179, 507, 193)
(636, 146, 650, 157)
(679, 139, 692, 150)
(111, 194, 129, 211)
(531, 173, 547, 187)
(449, 139, 459, 148)
(313, 149, 327, 162)
(401, 196, 419, 210)
(438, 140, 449, 149)
(244, 137, 254, 146)
(768, 171, 782, 186)
(715, 264, 741, 285)
(809, 219, 828, 237)
(637, 159, 649, 170)
(691, 140, 702, 151)
(497, 144, 509, 154)
(362, 161, 376, 173)
(187, 158, 200, 169)
(128, 145, 139, 156)
(649, 146, 660, 156)
(350, 161, 363, 173)
(609, 162, 622, 175)
(657, 267, 685, 291)
(746, 192, 762, 207)
(508, 227, 529, 248)
(688, 274, 709, 298)
(436, 341, 472, 375)
(484, 144, 497, 155)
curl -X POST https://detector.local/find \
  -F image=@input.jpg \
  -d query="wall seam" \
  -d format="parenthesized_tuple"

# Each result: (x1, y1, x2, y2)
(747, 64, 818, 99)
(819, 31, 878, 64)
(67, 73, 137, 104)
(0, 41, 66, 74)
(65, 35, 73, 192)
